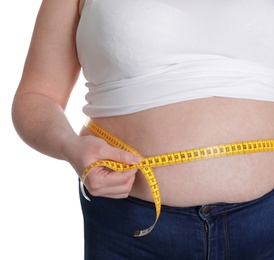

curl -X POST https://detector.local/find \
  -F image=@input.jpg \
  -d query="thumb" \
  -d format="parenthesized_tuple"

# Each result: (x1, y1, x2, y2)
(108, 146, 143, 165)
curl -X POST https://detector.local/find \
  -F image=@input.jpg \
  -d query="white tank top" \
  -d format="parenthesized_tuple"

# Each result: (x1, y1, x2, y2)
(76, 0, 274, 118)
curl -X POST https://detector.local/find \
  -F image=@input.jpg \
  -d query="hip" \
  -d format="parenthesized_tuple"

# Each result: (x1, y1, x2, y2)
(80, 184, 274, 260)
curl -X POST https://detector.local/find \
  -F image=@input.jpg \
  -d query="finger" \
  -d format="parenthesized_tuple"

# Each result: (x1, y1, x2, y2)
(96, 193, 132, 199)
(98, 143, 142, 165)
(90, 183, 135, 198)
(87, 168, 137, 188)
(88, 173, 135, 198)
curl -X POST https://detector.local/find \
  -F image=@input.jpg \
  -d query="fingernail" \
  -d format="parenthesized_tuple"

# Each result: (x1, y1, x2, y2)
(130, 155, 142, 164)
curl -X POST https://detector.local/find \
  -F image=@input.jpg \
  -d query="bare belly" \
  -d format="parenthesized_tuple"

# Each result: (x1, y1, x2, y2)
(81, 97, 274, 206)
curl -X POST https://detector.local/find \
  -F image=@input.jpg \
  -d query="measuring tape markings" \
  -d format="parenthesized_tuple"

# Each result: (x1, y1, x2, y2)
(81, 120, 274, 237)
(81, 121, 161, 237)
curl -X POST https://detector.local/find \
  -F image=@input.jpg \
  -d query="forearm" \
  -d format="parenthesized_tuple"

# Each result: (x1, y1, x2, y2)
(12, 90, 142, 199)
(12, 92, 77, 161)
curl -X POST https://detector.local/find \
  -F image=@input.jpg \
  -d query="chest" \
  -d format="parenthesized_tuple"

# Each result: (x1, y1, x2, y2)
(77, 0, 274, 83)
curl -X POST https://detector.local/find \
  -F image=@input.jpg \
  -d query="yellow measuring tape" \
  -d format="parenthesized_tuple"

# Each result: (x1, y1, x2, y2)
(81, 120, 274, 237)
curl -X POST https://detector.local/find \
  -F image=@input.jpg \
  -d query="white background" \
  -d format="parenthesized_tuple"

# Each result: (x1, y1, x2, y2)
(1, 1, 87, 259)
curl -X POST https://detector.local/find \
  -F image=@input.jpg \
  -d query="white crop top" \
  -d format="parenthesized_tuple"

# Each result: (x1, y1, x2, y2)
(76, 0, 274, 118)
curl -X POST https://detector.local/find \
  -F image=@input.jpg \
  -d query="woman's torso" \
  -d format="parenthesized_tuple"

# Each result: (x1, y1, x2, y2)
(81, 98, 274, 206)
(78, 0, 274, 206)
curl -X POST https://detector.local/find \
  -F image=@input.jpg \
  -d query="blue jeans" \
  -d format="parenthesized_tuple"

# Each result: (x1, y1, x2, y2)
(79, 185, 274, 260)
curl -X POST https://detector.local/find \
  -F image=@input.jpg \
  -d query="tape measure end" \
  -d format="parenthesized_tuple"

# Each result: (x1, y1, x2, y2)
(134, 230, 150, 237)
(133, 225, 155, 237)
(133, 231, 142, 237)
(80, 181, 91, 202)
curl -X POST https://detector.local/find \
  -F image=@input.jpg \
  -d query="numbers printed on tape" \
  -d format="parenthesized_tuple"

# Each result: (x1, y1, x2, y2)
(81, 120, 274, 237)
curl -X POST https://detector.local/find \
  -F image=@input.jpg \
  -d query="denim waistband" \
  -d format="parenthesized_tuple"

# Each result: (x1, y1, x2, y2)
(127, 188, 274, 218)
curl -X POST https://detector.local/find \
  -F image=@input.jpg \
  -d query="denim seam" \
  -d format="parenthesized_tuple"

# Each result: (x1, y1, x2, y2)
(223, 213, 231, 260)
(208, 200, 260, 217)
(126, 197, 198, 217)
(209, 190, 274, 217)
(198, 220, 208, 260)
(206, 219, 212, 260)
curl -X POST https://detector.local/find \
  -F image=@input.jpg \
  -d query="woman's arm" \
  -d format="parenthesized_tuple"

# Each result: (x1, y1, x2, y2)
(12, 0, 81, 158)
(12, 0, 141, 198)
